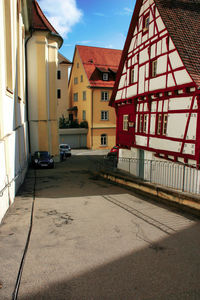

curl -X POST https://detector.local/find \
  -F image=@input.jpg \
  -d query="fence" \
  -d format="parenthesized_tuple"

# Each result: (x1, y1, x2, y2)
(102, 156, 200, 195)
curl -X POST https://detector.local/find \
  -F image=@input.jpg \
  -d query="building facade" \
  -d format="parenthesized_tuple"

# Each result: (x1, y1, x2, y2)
(0, 0, 62, 223)
(69, 45, 122, 150)
(57, 53, 72, 121)
(110, 0, 200, 167)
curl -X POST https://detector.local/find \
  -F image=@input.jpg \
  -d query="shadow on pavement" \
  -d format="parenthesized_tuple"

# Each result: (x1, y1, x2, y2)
(18, 223, 200, 300)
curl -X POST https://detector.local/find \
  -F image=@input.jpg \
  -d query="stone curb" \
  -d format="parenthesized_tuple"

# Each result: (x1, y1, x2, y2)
(98, 169, 200, 217)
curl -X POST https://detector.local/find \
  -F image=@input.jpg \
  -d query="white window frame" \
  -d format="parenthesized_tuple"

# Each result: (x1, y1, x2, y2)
(101, 111, 109, 121)
(123, 115, 129, 131)
(103, 73, 108, 81)
(101, 91, 109, 101)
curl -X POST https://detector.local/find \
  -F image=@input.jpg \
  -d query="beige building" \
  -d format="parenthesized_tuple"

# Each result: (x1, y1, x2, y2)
(57, 53, 72, 121)
(0, 0, 63, 223)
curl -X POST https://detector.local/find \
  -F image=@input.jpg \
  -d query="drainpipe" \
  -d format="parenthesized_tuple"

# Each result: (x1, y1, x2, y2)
(91, 88, 94, 148)
(46, 42, 52, 154)
(25, 30, 33, 157)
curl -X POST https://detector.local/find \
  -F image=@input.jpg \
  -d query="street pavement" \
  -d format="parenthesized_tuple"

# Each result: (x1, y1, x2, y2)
(0, 149, 200, 300)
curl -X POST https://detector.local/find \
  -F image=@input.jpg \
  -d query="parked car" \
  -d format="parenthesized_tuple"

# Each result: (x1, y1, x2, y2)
(59, 144, 71, 157)
(32, 151, 54, 168)
(107, 145, 119, 158)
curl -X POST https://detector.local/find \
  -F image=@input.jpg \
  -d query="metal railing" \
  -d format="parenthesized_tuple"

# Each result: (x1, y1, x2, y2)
(101, 156, 200, 195)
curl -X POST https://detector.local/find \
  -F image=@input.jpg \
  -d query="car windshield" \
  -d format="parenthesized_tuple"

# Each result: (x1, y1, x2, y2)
(60, 145, 69, 149)
(34, 151, 49, 158)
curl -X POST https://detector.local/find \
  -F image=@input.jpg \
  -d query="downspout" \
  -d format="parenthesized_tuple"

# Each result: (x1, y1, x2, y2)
(25, 30, 33, 158)
(91, 88, 94, 148)
(46, 41, 52, 154)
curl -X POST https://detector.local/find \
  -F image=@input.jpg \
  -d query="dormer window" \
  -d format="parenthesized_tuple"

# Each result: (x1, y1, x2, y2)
(143, 13, 150, 33)
(103, 73, 108, 81)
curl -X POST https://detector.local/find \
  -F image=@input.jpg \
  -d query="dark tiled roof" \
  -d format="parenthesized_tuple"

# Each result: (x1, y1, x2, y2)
(32, 0, 58, 34)
(155, 0, 200, 87)
(77, 45, 122, 88)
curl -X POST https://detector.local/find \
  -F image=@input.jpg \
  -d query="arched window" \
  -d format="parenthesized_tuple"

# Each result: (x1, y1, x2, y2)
(101, 134, 107, 146)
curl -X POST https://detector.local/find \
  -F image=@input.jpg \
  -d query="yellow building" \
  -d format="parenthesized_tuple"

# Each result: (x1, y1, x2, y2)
(0, 0, 62, 222)
(57, 53, 72, 121)
(68, 45, 122, 149)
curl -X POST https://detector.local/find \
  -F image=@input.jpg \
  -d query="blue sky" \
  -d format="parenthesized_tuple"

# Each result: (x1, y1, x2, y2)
(38, 0, 136, 62)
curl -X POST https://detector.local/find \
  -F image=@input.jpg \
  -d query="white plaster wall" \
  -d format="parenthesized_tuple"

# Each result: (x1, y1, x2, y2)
(149, 137, 179, 152)
(168, 97, 192, 111)
(169, 51, 183, 69)
(126, 84, 137, 98)
(157, 55, 167, 74)
(150, 114, 156, 134)
(119, 74, 126, 89)
(136, 135, 148, 147)
(187, 114, 197, 140)
(149, 75, 166, 91)
(174, 70, 192, 85)
(167, 114, 187, 138)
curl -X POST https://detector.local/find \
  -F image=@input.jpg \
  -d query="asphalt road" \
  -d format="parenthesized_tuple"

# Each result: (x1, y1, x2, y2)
(0, 150, 200, 300)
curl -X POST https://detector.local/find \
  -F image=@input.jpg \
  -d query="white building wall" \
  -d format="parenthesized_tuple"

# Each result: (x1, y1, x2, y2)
(0, 0, 29, 223)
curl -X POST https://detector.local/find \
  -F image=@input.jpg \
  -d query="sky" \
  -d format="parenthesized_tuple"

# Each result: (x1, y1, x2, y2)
(38, 0, 136, 62)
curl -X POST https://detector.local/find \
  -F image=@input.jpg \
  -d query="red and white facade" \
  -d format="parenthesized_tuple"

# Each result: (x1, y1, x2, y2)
(110, 0, 200, 166)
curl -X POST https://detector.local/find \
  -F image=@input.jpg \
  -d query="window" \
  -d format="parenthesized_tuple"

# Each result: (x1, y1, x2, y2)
(139, 114, 143, 133)
(74, 77, 78, 84)
(123, 115, 129, 131)
(130, 68, 135, 84)
(82, 110, 86, 120)
(57, 89, 61, 99)
(151, 59, 157, 78)
(143, 114, 147, 133)
(74, 93, 78, 102)
(101, 91, 109, 101)
(57, 70, 61, 79)
(157, 114, 162, 135)
(163, 114, 168, 135)
(157, 113, 168, 136)
(101, 111, 109, 120)
(77, 62, 79, 68)
(83, 91, 86, 100)
(103, 73, 108, 81)
(80, 75, 83, 82)
(143, 13, 150, 32)
(101, 134, 107, 146)
(138, 114, 148, 133)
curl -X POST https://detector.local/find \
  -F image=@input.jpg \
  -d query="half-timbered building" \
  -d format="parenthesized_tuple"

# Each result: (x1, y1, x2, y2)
(110, 0, 200, 167)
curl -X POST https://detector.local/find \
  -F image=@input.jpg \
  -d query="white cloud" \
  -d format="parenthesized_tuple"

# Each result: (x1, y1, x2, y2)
(38, 0, 83, 37)
(115, 7, 132, 16)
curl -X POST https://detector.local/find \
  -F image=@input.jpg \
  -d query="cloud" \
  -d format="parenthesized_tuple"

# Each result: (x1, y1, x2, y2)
(115, 7, 132, 16)
(38, 0, 83, 37)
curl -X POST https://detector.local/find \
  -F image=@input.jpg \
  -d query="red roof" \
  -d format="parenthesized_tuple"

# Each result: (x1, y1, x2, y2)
(110, 0, 200, 105)
(76, 45, 122, 88)
(32, 0, 62, 47)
